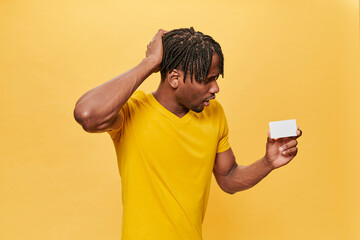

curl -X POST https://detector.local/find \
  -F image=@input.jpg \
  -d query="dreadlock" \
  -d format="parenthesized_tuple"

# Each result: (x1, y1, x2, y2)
(160, 27, 224, 83)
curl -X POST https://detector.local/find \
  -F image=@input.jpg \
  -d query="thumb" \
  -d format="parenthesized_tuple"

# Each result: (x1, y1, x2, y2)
(267, 131, 275, 143)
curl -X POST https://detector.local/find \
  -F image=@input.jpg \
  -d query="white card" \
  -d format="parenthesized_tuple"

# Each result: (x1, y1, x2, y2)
(269, 119, 297, 139)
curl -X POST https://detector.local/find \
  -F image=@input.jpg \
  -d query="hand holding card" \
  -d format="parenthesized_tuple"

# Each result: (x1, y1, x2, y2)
(269, 119, 297, 139)
(265, 119, 302, 169)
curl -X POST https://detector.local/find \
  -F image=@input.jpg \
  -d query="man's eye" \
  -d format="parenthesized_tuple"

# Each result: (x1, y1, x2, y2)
(202, 79, 210, 84)
(208, 77, 217, 83)
(203, 76, 218, 84)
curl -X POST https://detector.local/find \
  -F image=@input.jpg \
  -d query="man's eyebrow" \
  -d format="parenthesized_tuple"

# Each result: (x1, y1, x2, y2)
(206, 74, 220, 80)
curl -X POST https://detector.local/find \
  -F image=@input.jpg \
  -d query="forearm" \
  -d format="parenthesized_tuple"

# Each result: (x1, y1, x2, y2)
(74, 57, 156, 131)
(224, 156, 274, 194)
(214, 130, 302, 195)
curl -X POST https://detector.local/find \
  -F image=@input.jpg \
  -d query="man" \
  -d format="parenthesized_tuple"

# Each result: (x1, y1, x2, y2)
(74, 27, 302, 240)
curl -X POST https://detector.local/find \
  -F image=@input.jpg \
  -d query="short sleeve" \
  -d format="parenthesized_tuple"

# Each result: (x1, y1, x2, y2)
(106, 101, 130, 142)
(106, 90, 146, 142)
(216, 103, 230, 153)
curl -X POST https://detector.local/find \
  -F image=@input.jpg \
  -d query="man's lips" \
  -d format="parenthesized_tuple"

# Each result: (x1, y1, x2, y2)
(204, 96, 215, 102)
(203, 96, 215, 107)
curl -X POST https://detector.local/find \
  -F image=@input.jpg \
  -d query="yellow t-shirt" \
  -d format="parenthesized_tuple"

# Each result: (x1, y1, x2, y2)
(107, 91, 230, 240)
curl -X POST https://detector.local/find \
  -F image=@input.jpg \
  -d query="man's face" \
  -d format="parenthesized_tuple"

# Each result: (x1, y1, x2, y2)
(175, 54, 221, 113)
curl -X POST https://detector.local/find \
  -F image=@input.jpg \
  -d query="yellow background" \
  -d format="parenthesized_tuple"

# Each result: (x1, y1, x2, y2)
(1, 0, 359, 239)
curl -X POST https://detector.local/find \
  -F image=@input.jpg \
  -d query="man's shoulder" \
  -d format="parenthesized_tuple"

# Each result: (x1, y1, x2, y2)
(107, 91, 149, 142)
(130, 90, 147, 101)
(125, 90, 151, 108)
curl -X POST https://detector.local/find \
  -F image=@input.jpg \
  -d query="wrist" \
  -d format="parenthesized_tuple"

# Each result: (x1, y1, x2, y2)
(262, 156, 275, 171)
(143, 56, 161, 74)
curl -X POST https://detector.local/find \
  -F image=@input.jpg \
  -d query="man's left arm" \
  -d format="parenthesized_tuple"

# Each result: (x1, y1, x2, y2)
(213, 127, 302, 194)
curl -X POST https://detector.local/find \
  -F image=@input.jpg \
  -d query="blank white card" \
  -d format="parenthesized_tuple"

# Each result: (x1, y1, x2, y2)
(269, 119, 297, 139)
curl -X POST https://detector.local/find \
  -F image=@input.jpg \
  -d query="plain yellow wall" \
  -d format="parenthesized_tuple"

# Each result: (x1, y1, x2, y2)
(1, 0, 358, 239)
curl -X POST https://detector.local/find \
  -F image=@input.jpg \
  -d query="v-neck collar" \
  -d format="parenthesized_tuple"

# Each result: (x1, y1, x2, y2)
(147, 93, 193, 126)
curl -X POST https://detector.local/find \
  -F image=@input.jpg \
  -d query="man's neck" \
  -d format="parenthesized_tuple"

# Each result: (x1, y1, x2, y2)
(152, 85, 189, 118)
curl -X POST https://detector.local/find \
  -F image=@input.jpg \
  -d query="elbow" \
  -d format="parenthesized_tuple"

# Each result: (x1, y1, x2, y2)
(222, 184, 249, 194)
(217, 179, 238, 195)
(216, 176, 249, 195)
(73, 107, 98, 133)
(74, 107, 112, 133)
(221, 186, 237, 195)
(226, 190, 237, 195)
(73, 106, 84, 125)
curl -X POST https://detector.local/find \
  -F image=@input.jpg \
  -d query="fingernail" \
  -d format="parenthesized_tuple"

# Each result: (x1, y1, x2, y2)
(279, 147, 283, 151)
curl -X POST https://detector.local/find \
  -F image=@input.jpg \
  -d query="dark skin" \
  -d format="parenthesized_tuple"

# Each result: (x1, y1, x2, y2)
(213, 130, 301, 194)
(74, 29, 303, 194)
(152, 53, 220, 117)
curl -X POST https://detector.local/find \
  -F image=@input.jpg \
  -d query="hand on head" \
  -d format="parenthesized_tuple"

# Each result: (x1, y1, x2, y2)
(146, 29, 168, 73)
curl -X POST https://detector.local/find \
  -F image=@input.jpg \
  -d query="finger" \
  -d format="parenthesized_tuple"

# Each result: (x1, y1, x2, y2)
(267, 131, 275, 143)
(296, 125, 302, 136)
(158, 29, 168, 34)
(290, 128, 302, 140)
(149, 29, 168, 45)
(280, 140, 298, 152)
(156, 29, 168, 39)
(282, 147, 298, 156)
(296, 128, 302, 137)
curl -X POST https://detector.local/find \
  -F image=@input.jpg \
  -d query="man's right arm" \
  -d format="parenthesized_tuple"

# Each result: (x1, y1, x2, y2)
(73, 29, 167, 133)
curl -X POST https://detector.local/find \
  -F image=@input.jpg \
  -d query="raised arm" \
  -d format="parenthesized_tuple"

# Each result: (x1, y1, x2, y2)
(73, 29, 167, 133)
(213, 128, 302, 194)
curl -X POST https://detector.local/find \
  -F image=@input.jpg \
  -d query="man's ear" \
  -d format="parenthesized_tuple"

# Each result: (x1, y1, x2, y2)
(167, 69, 181, 89)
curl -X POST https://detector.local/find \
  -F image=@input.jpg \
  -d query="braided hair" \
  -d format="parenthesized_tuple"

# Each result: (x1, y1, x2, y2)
(160, 27, 224, 83)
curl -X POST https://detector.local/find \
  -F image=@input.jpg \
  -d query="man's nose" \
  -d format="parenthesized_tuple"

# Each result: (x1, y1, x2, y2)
(209, 80, 220, 94)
